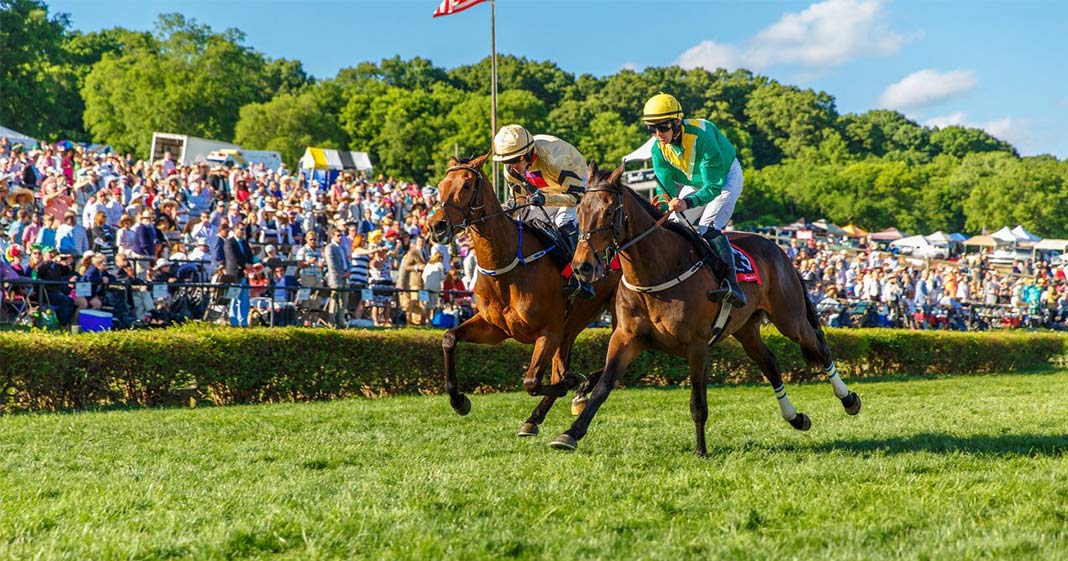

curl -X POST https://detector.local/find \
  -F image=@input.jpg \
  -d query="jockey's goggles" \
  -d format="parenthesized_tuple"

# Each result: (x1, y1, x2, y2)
(646, 120, 678, 133)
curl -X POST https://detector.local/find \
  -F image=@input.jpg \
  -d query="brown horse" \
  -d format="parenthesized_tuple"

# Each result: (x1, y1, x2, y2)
(552, 163, 861, 455)
(428, 154, 621, 436)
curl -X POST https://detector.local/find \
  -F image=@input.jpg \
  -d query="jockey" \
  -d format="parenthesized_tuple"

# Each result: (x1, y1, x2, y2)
(492, 123, 594, 299)
(642, 93, 747, 307)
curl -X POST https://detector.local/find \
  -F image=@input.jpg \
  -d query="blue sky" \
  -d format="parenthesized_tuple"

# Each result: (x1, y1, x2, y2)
(50, 0, 1067, 157)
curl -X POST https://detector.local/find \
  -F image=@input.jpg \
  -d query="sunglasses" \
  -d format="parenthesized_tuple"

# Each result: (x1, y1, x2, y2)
(646, 120, 677, 133)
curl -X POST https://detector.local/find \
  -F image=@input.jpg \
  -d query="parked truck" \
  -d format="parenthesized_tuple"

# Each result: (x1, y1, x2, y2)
(150, 132, 241, 165)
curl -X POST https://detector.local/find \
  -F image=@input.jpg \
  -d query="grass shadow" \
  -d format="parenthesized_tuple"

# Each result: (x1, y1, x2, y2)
(747, 432, 1068, 458)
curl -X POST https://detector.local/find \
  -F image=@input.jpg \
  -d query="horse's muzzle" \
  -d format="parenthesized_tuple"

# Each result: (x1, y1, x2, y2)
(573, 259, 602, 283)
(430, 220, 451, 244)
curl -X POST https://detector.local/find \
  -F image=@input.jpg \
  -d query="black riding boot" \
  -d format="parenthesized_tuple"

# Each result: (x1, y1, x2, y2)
(704, 230, 747, 307)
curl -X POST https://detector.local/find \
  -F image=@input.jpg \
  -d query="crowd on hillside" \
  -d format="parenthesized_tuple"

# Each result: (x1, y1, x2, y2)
(0, 139, 477, 329)
(2, 138, 1067, 333)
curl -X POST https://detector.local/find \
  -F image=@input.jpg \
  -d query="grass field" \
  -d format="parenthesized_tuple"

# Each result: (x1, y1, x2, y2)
(3, 372, 1068, 561)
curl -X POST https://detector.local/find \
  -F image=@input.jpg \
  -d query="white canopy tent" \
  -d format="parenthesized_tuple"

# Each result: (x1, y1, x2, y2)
(890, 235, 930, 249)
(621, 137, 656, 163)
(990, 226, 1019, 244)
(924, 231, 954, 245)
(1011, 225, 1041, 242)
(0, 125, 37, 147)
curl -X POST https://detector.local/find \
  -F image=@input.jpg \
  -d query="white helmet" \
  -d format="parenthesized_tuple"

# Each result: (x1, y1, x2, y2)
(492, 124, 534, 162)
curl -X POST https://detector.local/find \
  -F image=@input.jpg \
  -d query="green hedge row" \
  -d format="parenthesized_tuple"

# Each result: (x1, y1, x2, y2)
(2, 325, 1066, 412)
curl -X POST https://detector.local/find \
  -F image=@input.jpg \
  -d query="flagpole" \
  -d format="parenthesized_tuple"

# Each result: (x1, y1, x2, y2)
(490, 0, 499, 199)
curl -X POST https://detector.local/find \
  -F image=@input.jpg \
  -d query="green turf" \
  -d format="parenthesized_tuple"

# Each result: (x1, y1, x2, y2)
(2, 372, 1068, 561)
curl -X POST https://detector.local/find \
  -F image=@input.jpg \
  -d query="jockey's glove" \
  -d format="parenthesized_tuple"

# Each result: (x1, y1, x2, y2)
(527, 190, 546, 206)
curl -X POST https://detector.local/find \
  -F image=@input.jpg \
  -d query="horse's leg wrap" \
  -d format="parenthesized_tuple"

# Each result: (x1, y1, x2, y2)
(774, 383, 798, 421)
(825, 362, 850, 399)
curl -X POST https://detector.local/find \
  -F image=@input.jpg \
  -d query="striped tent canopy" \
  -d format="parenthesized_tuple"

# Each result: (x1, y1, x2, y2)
(300, 147, 373, 172)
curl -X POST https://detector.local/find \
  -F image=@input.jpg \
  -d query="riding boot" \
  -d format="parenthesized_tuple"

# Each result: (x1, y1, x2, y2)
(558, 222, 595, 300)
(704, 230, 747, 307)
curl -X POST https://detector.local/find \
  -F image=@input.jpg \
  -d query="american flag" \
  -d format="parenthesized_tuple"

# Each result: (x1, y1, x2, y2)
(432, 0, 488, 18)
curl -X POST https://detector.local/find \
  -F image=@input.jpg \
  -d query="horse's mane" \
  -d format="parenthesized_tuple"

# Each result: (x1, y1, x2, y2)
(588, 167, 664, 220)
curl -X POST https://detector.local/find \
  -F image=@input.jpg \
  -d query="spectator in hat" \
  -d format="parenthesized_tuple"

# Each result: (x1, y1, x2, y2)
(132, 209, 158, 262)
(398, 236, 428, 325)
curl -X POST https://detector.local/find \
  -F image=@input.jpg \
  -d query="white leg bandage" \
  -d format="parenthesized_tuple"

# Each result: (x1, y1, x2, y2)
(774, 384, 798, 421)
(826, 363, 850, 399)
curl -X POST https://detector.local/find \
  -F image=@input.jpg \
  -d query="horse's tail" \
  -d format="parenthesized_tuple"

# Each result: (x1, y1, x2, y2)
(796, 268, 825, 336)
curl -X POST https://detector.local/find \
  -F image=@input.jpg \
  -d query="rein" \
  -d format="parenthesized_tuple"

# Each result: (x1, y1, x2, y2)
(580, 185, 703, 294)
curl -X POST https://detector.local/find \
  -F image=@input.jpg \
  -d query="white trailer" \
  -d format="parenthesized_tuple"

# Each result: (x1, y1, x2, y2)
(150, 132, 241, 165)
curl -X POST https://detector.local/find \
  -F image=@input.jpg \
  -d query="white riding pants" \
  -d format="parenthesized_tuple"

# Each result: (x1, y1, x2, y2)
(672, 158, 743, 233)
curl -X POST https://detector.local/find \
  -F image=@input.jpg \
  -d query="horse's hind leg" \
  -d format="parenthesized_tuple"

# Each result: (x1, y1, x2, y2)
(733, 318, 811, 431)
(770, 310, 861, 416)
(520, 334, 583, 435)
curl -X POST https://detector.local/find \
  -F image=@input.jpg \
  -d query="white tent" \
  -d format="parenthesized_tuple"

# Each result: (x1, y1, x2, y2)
(0, 125, 37, 146)
(990, 226, 1019, 243)
(622, 137, 656, 163)
(1033, 239, 1068, 251)
(891, 235, 930, 249)
(925, 231, 953, 245)
(1011, 225, 1041, 242)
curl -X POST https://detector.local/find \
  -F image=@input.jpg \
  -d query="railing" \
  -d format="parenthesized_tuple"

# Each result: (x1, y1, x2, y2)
(0, 276, 477, 331)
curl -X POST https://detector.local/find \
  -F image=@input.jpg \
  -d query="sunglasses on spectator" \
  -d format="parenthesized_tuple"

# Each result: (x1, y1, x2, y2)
(646, 120, 678, 134)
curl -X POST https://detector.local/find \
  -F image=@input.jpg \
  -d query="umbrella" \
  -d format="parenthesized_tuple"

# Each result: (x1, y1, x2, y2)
(5, 187, 35, 206)
(842, 224, 869, 238)
(54, 140, 75, 150)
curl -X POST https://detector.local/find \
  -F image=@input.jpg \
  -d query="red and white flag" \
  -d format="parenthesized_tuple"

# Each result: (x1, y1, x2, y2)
(433, 0, 488, 18)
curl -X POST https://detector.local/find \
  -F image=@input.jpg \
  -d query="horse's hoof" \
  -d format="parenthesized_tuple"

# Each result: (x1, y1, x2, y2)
(549, 434, 578, 451)
(452, 394, 471, 416)
(571, 395, 587, 416)
(841, 392, 862, 415)
(517, 422, 539, 437)
(788, 413, 812, 431)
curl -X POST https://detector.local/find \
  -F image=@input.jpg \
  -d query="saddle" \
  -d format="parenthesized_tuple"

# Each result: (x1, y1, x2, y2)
(662, 223, 762, 285)
(524, 219, 575, 272)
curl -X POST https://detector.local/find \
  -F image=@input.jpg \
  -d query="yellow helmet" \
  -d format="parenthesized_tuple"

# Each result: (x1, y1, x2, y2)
(493, 124, 534, 162)
(641, 93, 684, 124)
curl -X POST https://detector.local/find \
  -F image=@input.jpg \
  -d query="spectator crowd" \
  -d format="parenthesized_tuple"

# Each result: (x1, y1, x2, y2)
(0, 138, 478, 329)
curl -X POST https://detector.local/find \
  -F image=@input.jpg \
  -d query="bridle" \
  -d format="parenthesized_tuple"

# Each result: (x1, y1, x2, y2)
(578, 186, 671, 275)
(432, 164, 487, 240)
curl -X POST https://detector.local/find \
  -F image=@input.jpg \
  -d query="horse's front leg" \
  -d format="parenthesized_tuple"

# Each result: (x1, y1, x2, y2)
(551, 330, 645, 451)
(516, 333, 563, 436)
(443, 313, 508, 416)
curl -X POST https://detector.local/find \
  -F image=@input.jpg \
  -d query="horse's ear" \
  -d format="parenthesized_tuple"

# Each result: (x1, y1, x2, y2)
(470, 152, 491, 169)
(587, 160, 599, 180)
(448, 156, 459, 167)
(607, 163, 626, 186)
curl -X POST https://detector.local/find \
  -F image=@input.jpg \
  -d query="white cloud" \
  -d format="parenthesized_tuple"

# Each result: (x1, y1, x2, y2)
(676, 0, 912, 72)
(620, 62, 639, 72)
(877, 69, 978, 110)
(923, 112, 967, 128)
(925, 112, 1028, 148)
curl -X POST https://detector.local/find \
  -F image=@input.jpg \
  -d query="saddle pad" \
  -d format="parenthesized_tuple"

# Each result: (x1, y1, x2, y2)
(731, 244, 761, 285)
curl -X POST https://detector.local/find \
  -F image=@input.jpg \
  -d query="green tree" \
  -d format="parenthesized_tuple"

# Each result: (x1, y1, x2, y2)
(929, 125, 1017, 158)
(81, 13, 270, 155)
(234, 87, 346, 167)
(0, 0, 76, 138)
(745, 81, 839, 166)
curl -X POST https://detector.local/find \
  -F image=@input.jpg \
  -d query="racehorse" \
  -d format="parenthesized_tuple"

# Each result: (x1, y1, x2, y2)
(551, 163, 861, 455)
(428, 154, 621, 436)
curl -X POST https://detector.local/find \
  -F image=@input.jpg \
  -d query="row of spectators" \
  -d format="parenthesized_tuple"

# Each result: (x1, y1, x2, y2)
(788, 239, 1068, 329)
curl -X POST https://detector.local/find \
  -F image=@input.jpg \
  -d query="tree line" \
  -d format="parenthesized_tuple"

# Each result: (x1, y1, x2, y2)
(2, 1, 1065, 236)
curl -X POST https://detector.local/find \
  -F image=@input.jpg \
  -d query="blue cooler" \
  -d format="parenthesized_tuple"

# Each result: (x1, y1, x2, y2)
(79, 310, 114, 332)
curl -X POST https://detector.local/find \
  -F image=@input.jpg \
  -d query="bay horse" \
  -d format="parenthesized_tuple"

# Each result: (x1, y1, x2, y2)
(428, 154, 621, 436)
(552, 163, 861, 455)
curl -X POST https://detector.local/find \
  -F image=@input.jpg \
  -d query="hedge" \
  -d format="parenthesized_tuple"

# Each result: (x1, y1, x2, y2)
(2, 325, 1066, 413)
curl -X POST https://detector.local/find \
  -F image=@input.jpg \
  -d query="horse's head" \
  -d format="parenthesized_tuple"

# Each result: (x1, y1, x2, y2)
(573, 161, 627, 283)
(429, 153, 492, 244)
